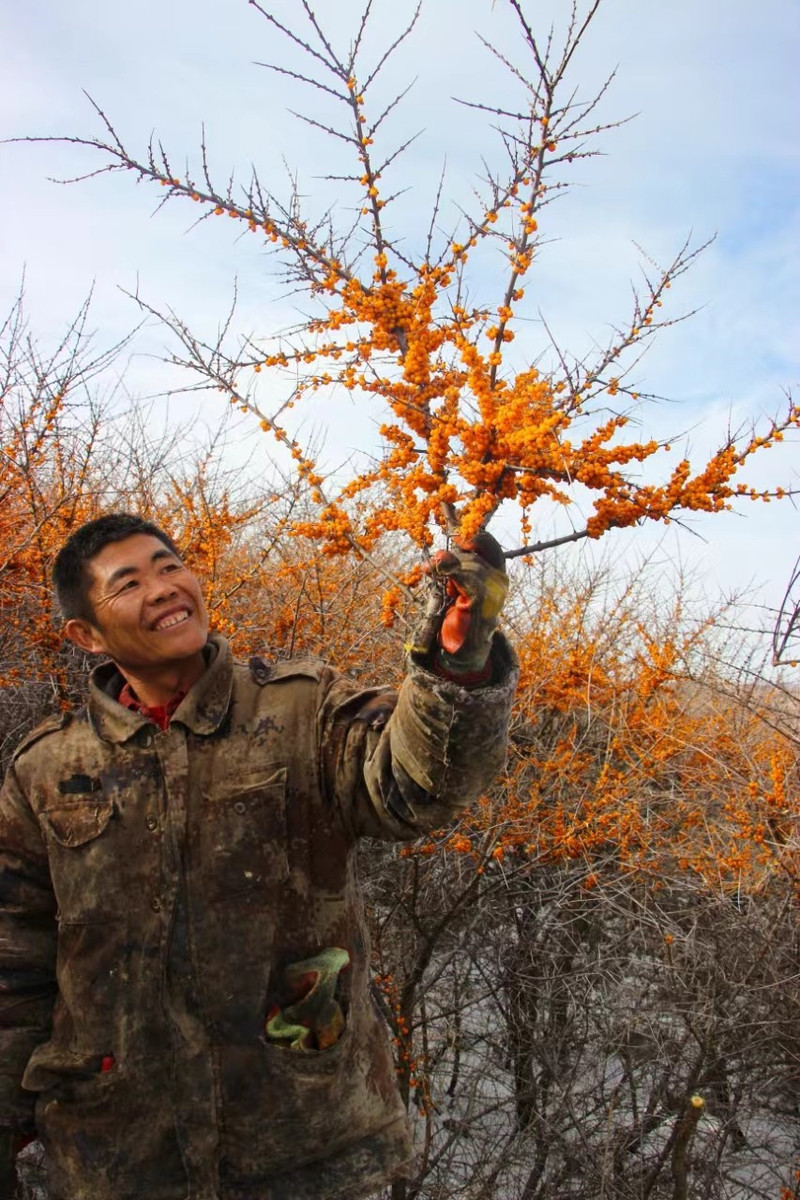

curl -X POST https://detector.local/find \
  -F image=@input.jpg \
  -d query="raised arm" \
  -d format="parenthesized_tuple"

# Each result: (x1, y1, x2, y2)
(321, 534, 519, 840)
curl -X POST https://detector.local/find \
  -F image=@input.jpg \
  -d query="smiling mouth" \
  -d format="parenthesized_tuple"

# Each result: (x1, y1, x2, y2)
(153, 610, 191, 632)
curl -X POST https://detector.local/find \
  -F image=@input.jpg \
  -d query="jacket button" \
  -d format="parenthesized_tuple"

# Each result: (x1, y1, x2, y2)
(233, 801, 246, 815)
(145, 815, 158, 831)
(150, 897, 161, 912)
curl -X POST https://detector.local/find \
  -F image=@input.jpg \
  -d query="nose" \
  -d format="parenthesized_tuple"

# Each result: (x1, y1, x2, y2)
(146, 573, 180, 606)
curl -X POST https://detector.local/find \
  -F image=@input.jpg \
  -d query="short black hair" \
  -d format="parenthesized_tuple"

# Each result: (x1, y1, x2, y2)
(53, 513, 181, 622)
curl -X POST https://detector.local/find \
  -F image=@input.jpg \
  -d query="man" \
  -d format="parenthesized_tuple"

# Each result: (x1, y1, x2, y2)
(0, 513, 517, 1200)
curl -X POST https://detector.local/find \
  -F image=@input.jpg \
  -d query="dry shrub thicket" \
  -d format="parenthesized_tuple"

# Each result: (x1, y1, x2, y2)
(2, 288, 799, 1200)
(5, 0, 800, 1194)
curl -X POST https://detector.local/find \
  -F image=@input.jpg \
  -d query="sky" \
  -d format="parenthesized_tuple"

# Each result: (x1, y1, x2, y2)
(0, 0, 798, 657)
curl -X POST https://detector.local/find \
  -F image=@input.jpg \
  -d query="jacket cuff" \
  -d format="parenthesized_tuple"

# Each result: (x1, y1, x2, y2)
(390, 632, 519, 807)
(432, 653, 493, 688)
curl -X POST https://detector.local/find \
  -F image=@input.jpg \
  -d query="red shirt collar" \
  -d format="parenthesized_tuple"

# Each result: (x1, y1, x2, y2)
(118, 682, 186, 732)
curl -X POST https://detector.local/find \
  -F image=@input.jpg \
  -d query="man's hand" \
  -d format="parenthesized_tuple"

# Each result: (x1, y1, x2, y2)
(412, 531, 508, 682)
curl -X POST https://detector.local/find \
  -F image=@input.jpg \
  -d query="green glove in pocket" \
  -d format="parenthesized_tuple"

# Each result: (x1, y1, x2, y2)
(265, 947, 351, 1051)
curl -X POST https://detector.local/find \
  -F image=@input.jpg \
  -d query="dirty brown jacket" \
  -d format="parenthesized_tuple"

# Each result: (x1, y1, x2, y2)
(0, 633, 518, 1200)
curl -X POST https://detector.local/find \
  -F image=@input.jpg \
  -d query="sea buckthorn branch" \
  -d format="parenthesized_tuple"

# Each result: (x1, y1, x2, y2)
(250, 0, 424, 286)
(206, 483, 310, 612)
(0, 287, 132, 569)
(454, 2, 626, 398)
(551, 236, 711, 418)
(0, 289, 142, 695)
(11, 1, 800, 564)
(465, 570, 799, 888)
(15, 94, 356, 295)
(124, 287, 423, 601)
(773, 547, 800, 667)
(164, 459, 272, 599)
(398, 9, 724, 542)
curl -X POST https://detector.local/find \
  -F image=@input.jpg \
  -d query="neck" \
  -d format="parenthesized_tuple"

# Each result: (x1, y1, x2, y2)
(116, 651, 207, 708)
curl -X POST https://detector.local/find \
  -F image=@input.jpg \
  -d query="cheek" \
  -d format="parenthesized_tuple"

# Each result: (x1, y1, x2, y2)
(194, 588, 209, 619)
(106, 600, 143, 637)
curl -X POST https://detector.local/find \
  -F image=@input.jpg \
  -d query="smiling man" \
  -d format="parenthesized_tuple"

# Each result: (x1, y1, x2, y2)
(0, 512, 518, 1200)
(63, 527, 211, 715)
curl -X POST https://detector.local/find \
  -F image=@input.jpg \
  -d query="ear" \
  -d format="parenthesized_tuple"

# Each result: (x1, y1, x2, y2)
(64, 618, 107, 656)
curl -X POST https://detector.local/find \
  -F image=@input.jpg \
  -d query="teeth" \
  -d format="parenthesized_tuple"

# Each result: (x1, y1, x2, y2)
(155, 611, 189, 631)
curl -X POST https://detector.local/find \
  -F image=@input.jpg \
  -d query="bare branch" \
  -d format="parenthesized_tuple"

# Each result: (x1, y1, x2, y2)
(362, 2, 422, 92)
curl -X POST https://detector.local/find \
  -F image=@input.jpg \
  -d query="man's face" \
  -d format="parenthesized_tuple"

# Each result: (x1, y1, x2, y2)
(67, 534, 209, 672)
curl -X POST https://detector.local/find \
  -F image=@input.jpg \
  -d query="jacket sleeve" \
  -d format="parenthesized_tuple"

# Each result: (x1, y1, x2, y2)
(0, 763, 57, 1132)
(321, 632, 519, 841)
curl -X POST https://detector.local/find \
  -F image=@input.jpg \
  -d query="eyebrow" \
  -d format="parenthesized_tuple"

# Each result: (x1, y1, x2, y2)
(105, 548, 179, 590)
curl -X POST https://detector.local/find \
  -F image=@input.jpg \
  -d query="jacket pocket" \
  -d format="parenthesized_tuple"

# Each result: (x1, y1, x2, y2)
(203, 766, 289, 898)
(39, 800, 124, 922)
(42, 799, 115, 847)
(217, 1022, 362, 1177)
(34, 1064, 188, 1200)
(24, 1045, 119, 1094)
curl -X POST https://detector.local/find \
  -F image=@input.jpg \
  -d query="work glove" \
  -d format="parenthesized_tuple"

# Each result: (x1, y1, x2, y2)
(265, 947, 351, 1052)
(414, 531, 508, 683)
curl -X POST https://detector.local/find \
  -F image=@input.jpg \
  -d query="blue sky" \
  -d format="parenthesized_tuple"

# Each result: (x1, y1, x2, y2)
(1, 0, 798, 646)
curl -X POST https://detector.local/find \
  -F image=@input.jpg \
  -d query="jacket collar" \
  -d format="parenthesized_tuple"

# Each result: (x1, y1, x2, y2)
(87, 634, 234, 743)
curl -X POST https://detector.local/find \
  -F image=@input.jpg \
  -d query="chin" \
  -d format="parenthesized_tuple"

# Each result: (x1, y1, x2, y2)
(155, 627, 208, 661)
(177, 628, 209, 656)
